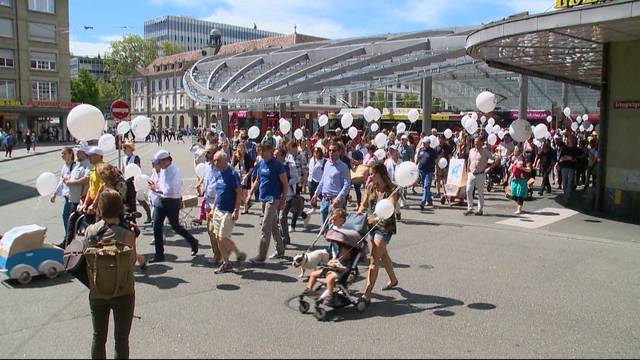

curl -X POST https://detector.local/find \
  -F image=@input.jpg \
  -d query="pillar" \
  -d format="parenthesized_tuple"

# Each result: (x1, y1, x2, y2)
(221, 105, 229, 134)
(518, 74, 529, 121)
(561, 82, 569, 129)
(421, 77, 432, 134)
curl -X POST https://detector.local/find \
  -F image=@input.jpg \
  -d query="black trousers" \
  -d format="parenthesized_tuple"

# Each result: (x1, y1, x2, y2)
(152, 198, 198, 259)
(90, 294, 135, 359)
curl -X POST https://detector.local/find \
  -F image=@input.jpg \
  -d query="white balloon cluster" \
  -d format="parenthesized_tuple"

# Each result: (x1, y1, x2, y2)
(67, 104, 105, 141)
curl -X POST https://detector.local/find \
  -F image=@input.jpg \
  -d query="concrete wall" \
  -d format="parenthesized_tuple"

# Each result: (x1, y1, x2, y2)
(603, 39, 640, 223)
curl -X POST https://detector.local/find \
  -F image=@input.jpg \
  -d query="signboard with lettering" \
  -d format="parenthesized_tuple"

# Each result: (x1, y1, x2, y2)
(0, 100, 21, 107)
(614, 101, 640, 110)
(555, 0, 613, 9)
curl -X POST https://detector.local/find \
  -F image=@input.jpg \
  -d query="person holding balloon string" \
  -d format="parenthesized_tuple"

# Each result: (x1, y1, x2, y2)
(509, 146, 530, 215)
(122, 141, 152, 224)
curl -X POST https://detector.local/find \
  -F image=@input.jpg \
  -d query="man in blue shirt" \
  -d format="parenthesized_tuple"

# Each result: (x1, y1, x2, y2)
(311, 141, 351, 226)
(208, 150, 247, 273)
(415, 138, 437, 209)
(249, 137, 289, 263)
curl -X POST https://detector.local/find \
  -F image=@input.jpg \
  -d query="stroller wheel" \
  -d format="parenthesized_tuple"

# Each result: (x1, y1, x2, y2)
(440, 195, 446, 205)
(298, 300, 310, 314)
(356, 298, 367, 313)
(314, 307, 328, 321)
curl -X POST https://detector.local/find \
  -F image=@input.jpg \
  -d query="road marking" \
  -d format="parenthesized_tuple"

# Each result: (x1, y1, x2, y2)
(496, 207, 578, 229)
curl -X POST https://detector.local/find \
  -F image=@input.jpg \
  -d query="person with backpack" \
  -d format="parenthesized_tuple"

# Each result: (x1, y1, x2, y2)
(84, 188, 137, 359)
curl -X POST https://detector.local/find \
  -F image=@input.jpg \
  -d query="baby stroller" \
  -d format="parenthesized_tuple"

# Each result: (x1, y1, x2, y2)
(298, 227, 369, 321)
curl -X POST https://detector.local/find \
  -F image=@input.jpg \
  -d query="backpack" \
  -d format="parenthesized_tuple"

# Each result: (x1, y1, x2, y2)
(84, 224, 135, 300)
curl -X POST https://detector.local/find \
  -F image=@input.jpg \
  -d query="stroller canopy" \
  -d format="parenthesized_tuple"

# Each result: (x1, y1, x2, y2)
(325, 228, 362, 249)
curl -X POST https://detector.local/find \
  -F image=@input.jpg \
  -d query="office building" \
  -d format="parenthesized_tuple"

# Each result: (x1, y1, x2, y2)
(144, 15, 281, 53)
(70, 56, 107, 81)
(0, 0, 74, 141)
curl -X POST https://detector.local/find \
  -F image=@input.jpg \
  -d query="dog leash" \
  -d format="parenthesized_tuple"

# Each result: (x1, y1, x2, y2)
(306, 214, 333, 253)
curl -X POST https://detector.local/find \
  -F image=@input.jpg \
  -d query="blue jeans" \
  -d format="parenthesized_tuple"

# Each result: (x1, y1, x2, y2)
(62, 197, 75, 238)
(152, 198, 198, 259)
(420, 171, 434, 206)
(320, 197, 334, 226)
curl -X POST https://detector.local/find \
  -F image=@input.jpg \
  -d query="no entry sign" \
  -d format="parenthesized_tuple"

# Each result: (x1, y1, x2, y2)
(111, 100, 130, 120)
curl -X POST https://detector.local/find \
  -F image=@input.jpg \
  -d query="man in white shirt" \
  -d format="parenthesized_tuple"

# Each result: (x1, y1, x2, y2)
(148, 150, 199, 263)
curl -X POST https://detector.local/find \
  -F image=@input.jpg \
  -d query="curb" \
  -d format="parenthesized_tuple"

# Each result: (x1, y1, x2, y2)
(0, 146, 68, 164)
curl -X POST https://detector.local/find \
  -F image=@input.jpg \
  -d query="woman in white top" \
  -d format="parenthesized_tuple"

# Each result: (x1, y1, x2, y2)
(51, 147, 76, 239)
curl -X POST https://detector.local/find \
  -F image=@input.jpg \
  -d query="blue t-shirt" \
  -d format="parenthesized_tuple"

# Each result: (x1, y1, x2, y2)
(213, 166, 241, 213)
(257, 158, 285, 202)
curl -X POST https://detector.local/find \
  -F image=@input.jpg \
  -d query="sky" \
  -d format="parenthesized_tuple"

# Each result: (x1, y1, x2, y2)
(69, 0, 556, 57)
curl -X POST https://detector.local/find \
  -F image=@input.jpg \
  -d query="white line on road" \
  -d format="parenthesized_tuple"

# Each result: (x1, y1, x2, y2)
(496, 207, 578, 229)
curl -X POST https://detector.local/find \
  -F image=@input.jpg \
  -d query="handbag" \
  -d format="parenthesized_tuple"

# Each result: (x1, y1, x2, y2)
(350, 165, 370, 184)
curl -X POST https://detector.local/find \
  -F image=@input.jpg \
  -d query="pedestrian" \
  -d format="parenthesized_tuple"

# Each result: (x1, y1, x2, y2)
(248, 137, 288, 263)
(509, 146, 530, 215)
(208, 150, 247, 274)
(416, 137, 437, 210)
(310, 141, 351, 226)
(85, 189, 136, 359)
(122, 141, 152, 223)
(232, 141, 253, 213)
(148, 150, 200, 263)
(435, 135, 451, 197)
(24, 129, 32, 153)
(307, 146, 325, 202)
(201, 144, 223, 265)
(558, 134, 578, 203)
(535, 139, 555, 195)
(50, 147, 76, 240)
(277, 146, 299, 244)
(3, 131, 13, 157)
(347, 140, 365, 208)
(58, 146, 91, 248)
(586, 137, 599, 188)
(358, 163, 399, 304)
(464, 137, 493, 216)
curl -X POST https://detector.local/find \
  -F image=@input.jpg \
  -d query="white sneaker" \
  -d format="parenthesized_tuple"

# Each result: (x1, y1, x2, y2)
(288, 225, 294, 233)
(303, 212, 311, 229)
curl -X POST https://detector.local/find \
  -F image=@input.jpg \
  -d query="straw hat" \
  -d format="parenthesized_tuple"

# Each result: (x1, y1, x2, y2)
(123, 141, 135, 151)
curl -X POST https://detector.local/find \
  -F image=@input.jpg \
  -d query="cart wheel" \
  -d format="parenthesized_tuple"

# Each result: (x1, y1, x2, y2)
(440, 195, 446, 205)
(45, 266, 59, 279)
(314, 307, 328, 321)
(356, 298, 367, 313)
(17, 271, 32, 285)
(299, 300, 310, 314)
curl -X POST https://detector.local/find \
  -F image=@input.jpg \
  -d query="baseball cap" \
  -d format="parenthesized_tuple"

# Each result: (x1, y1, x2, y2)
(261, 136, 276, 148)
(153, 149, 171, 161)
(75, 144, 89, 154)
(401, 134, 408, 140)
(85, 146, 103, 157)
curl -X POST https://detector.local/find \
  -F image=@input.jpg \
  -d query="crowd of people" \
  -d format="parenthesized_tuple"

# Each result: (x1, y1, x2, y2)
(1, 127, 41, 158)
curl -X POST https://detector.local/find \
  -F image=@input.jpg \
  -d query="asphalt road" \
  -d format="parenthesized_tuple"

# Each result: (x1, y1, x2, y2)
(1, 140, 639, 358)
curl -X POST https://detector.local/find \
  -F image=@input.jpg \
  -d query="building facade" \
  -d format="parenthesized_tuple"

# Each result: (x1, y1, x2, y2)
(70, 56, 107, 80)
(0, 0, 74, 141)
(144, 16, 281, 53)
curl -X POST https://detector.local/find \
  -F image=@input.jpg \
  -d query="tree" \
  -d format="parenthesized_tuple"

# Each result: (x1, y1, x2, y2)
(159, 41, 185, 56)
(104, 34, 157, 97)
(371, 91, 385, 112)
(399, 93, 419, 108)
(96, 80, 120, 111)
(71, 69, 99, 106)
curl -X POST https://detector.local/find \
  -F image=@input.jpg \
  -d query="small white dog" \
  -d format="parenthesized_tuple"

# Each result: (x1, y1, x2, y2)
(292, 249, 330, 278)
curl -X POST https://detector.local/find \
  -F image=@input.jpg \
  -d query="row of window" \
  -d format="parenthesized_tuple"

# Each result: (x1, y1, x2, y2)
(0, 0, 55, 13)
(0, 49, 57, 71)
(0, 79, 57, 101)
(133, 77, 183, 94)
(0, 18, 57, 43)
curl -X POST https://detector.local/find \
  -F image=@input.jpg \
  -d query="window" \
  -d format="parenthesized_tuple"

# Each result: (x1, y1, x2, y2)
(30, 52, 56, 71)
(0, 79, 15, 100)
(0, 18, 13, 38)
(0, 49, 14, 68)
(29, 0, 54, 13)
(31, 81, 57, 101)
(29, 22, 56, 43)
(0, 0, 11, 7)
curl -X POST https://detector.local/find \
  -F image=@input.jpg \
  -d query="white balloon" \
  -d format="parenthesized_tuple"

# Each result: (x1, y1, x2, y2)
(396, 123, 406, 134)
(279, 120, 291, 134)
(480, 115, 487, 124)
(533, 139, 543, 147)
(576, 115, 583, 124)
(470, 112, 478, 122)
(36, 172, 57, 197)
(563, 107, 571, 117)
(248, 126, 260, 139)
(124, 163, 142, 179)
(294, 128, 304, 140)
(374, 199, 395, 220)
(485, 124, 494, 134)
(438, 157, 448, 169)
(131, 116, 151, 139)
(571, 122, 579, 132)
(374, 149, 386, 160)
(587, 123, 594, 132)
(134, 174, 150, 192)
(363, 106, 375, 122)
(373, 108, 382, 121)
(509, 119, 532, 142)
(476, 91, 497, 113)
(488, 117, 495, 126)
(408, 109, 419, 123)
(374, 133, 387, 148)
(429, 135, 438, 149)
(340, 113, 353, 129)
(493, 125, 500, 134)
(370, 123, 379, 132)
(579, 124, 585, 132)
(395, 161, 419, 187)
(279, 117, 286, 124)
(117, 121, 131, 136)
(444, 128, 453, 139)
(194, 163, 206, 178)
(487, 133, 498, 146)
(583, 114, 589, 122)
(533, 124, 548, 140)
(461, 115, 471, 128)
(546, 115, 553, 123)
(67, 104, 105, 141)
(465, 119, 478, 135)
(498, 130, 506, 140)
(348, 126, 358, 139)
(98, 134, 116, 152)
(318, 114, 329, 127)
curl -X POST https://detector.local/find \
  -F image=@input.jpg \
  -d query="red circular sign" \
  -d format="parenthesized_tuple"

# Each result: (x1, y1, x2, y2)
(111, 100, 130, 120)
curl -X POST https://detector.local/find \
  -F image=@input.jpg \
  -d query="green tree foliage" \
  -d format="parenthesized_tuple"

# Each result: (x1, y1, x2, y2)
(104, 34, 157, 97)
(159, 41, 185, 56)
(96, 80, 120, 111)
(399, 93, 419, 108)
(70, 69, 99, 106)
(371, 91, 385, 112)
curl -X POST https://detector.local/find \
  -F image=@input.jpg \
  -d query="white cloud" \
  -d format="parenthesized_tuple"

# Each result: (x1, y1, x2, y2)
(70, 37, 111, 57)
(501, 0, 557, 14)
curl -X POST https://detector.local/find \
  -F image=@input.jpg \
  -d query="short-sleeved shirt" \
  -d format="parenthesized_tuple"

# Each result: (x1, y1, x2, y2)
(257, 158, 285, 202)
(417, 147, 437, 173)
(87, 165, 104, 201)
(213, 166, 241, 213)
(68, 160, 91, 203)
(559, 145, 579, 169)
(468, 147, 493, 174)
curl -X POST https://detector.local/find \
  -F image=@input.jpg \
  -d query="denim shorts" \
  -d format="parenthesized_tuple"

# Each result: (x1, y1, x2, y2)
(369, 230, 392, 244)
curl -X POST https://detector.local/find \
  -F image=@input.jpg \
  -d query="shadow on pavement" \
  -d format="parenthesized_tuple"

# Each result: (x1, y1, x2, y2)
(0, 179, 37, 206)
(240, 269, 298, 283)
(135, 262, 189, 290)
(1, 272, 75, 289)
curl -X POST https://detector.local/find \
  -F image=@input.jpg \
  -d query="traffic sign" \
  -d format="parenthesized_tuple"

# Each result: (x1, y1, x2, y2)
(111, 100, 130, 120)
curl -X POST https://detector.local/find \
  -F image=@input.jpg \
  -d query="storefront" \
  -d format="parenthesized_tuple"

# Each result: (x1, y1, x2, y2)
(0, 100, 80, 142)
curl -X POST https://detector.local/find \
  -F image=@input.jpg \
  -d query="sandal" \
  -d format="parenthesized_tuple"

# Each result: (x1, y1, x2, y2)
(381, 281, 398, 291)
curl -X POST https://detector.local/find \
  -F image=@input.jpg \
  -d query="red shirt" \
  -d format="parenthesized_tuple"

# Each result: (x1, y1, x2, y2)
(511, 157, 527, 179)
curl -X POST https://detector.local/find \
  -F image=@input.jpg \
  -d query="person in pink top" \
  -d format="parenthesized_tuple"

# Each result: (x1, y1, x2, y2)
(464, 137, 493, 216)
